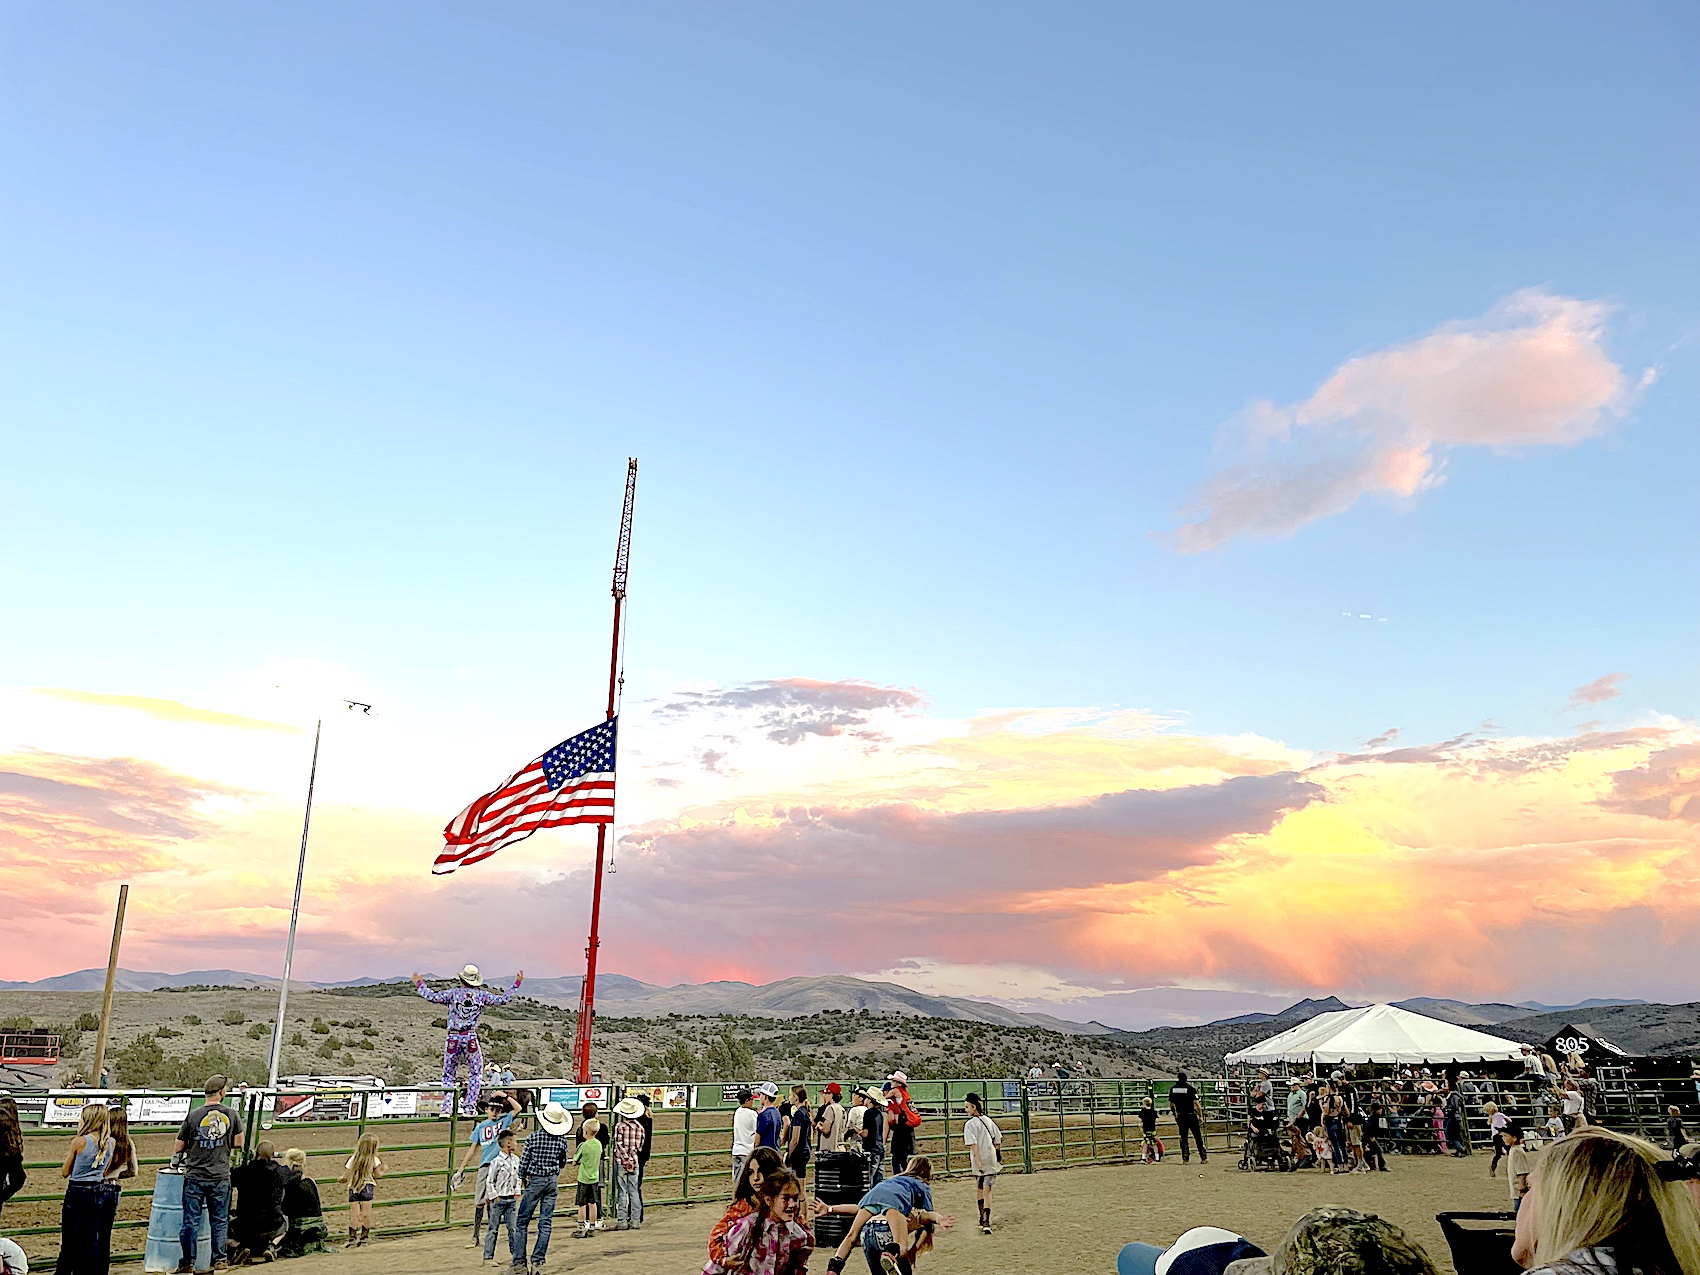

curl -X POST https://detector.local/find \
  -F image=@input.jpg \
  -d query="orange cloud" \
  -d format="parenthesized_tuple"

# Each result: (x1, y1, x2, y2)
(5, 691, 1698, 1010)
(31, 688, 299, 733)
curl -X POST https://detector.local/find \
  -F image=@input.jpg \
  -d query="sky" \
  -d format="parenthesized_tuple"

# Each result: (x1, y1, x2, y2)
(2, 3, 1697, 1029)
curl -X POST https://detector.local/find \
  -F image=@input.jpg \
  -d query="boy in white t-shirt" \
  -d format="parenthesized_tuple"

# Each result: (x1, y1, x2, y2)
(961, 1092, 1002, 1235)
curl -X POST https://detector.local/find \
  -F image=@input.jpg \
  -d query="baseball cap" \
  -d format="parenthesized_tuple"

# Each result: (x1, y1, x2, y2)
(825, 1083, 842, 1097)
(1118, 1228, 1266, 1275)
(758, 1081, 779, 1099)
(1274, 1208, 1437, 1275)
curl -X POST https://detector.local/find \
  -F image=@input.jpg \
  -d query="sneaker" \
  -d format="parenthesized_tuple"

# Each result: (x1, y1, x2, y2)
(211, 1262, 231, 1271)
(175, 1263, 195, 1274)
(879, 1253, 904, 1275)
(980, 1224, 992, 1235)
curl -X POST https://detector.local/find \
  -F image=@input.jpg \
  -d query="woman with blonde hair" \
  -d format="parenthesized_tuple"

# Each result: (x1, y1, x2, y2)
(58, 1103, 115, 1275)
(1512, 1127, 1700, 1275)
(278, 1148, 329, 1257)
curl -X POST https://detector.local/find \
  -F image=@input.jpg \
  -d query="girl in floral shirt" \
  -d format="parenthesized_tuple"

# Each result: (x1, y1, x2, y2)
(703, 1169, 811, 1275)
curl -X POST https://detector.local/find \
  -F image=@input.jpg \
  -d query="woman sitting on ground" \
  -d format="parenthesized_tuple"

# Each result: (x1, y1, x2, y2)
(706, 1147, 783, 1269)
(1512, 1127, 1700, 1275)
(278, 1149, 328, 1258)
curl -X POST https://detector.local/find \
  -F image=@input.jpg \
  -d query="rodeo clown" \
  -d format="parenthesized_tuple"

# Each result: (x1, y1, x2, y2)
(411, 964, 523, 1115)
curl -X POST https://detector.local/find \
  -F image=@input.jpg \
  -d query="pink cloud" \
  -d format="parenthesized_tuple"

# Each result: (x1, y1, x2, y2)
(1568, 672, 1629, 708)
(1169, 290, 1640, 552)
(1600, 742, 1700, 823)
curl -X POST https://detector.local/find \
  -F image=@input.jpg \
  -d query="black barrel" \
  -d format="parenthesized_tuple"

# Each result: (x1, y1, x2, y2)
(812, 1150, 868, 1204)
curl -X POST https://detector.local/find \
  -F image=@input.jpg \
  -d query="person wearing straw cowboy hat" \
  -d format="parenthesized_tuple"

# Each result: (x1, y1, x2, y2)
(412, 964, 524, 1117)
(514, 1101, 572, 1273)
(609, 1097, 646, 1232)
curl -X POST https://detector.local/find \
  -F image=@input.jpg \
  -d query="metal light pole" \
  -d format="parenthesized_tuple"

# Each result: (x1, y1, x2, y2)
(268, 719, 321, 1089)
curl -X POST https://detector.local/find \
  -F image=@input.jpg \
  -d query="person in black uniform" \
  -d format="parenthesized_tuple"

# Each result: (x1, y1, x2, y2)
(1168, 1072, 1207, 1163)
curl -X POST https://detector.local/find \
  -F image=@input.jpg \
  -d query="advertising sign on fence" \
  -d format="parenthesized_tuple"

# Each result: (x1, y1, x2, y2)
(268, 1091, 364, 1122)
(367, 1090, 419, 1118)
(40, 1092, 193, 1125)
(547, 1085, 609, 1110)
(628, 1084, 688, 1110)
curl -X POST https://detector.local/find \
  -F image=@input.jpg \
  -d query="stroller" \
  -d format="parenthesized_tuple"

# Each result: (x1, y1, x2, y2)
(1239, 1110, 1293, 1172)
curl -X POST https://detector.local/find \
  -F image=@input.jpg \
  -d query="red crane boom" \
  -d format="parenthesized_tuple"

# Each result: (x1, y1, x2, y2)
(570, 458, 637, 1084)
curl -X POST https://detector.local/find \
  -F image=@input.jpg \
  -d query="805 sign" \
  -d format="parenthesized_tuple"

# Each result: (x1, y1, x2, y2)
(1554, 1036, 1591, 1055)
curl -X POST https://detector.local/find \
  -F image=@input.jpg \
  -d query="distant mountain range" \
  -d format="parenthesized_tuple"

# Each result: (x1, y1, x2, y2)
(0, 967, 1649, 1040)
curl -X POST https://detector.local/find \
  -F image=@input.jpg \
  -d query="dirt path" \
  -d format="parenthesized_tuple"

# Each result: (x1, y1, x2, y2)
(304, 1152, 1508, 1274)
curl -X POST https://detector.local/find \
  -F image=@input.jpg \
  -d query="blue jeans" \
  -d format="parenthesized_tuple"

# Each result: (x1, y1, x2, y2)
(483, 1197, 518, 1262)
(514, 1179, 556, 1265)
(867, 1148, 885, 1185)
(182, 1177, 230, 1265)
(613, 1165, 641, 1228)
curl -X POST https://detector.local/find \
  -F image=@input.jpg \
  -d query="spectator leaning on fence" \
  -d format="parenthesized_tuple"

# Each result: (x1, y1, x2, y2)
(173, 1074, 245, 1275)
(59, 1101, 115, 1275)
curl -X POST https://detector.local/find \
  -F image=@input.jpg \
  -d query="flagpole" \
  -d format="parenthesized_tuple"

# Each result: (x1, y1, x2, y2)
(269, 718, 321, 1089)
(571, 458, 636, 1084)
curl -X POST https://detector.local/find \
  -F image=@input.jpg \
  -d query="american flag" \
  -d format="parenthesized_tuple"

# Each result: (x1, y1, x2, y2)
(434, 718, 617, 875)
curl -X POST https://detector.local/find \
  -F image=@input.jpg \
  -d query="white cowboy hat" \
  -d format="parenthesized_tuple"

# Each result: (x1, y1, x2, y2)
(458, 964, 483, 987)
(613, 1097, 645, 1119)
(539, 1101, 571, 1135)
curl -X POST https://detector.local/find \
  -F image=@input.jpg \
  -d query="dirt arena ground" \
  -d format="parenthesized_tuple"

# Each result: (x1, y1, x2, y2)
(288, 1153, 1508, 1275)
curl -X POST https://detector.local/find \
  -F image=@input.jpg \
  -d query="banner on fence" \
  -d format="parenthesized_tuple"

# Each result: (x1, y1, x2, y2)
(368, 1090, 419, 1118)
(547, 1085, 609, 1110)
(629, 1084, 688, 1110)
(267, 1090, 364, 1122)
(41, 1092, 193, 1125)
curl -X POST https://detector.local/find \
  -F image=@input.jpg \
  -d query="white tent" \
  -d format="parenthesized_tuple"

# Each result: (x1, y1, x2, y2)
(1224, 1003, 1527, 1067)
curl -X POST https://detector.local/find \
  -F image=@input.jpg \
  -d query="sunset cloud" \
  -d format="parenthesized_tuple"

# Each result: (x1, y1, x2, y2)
(4, 678, 1698, 1013)
(1169, 290, 1643, 551)
(31, 688, 299, 733)
(1568, 672, 1629, 708)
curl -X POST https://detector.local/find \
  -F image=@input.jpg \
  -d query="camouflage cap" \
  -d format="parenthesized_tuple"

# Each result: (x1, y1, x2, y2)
(1272, 1208, 1439, 1275)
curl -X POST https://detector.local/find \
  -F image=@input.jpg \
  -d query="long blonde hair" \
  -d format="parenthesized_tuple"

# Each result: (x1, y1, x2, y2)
(346, 1132, 380, 1186)
(76, 1104, 112, 1168)
(1531, 1128, 1700, 1275)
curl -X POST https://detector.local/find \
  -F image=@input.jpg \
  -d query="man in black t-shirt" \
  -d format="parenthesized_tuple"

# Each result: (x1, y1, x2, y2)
(1168, 1071, 1207, 1163)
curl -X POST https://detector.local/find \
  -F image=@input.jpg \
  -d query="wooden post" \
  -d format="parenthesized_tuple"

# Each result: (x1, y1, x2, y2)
(90, 884, 129, 1086)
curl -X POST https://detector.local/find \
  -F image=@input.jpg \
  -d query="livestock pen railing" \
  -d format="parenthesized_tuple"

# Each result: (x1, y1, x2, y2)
(7, 1070, 1696, 1269)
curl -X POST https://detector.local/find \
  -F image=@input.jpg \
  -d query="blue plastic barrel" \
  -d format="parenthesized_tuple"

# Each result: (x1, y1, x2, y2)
(144, 1170, 211, 1272)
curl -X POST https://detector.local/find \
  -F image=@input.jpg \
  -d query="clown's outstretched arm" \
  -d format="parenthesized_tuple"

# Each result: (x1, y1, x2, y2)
(412, 972, 453, 1005)
(481, 969, 524, 1008)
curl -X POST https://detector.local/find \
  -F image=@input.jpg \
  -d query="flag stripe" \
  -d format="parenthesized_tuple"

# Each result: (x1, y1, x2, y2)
(434, 719, 617, 875)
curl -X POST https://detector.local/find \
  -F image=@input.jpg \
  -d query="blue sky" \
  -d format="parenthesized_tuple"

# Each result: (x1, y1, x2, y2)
(5, 2, 1695, 750)
(2, 4, 1698, 1006)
